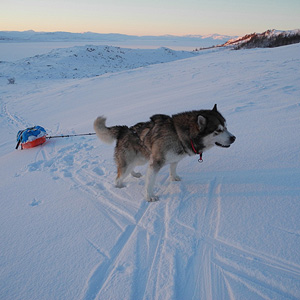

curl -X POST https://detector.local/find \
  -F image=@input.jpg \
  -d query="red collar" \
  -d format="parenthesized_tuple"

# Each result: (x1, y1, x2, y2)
(190, 139, 203, 163)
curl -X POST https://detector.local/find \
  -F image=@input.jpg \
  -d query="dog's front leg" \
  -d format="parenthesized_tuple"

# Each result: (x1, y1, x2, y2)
(169, 162, 181, 181)
(145, 158, 163, 202)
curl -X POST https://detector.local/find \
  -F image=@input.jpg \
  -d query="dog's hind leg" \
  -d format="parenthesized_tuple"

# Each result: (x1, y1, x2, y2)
(145, 167, 159, 202)
(131, 155, 148, 178)
(115, 164, 130, 188)
(115, 163, 138, 188)
(115, 166, 127, 188)
(145, 157, 164, 202)
(131, 170, 142, 178)
(169, 162, 181, 181)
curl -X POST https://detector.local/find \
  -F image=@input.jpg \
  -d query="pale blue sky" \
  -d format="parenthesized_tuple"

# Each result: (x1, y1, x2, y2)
(1, 0, 299, 36)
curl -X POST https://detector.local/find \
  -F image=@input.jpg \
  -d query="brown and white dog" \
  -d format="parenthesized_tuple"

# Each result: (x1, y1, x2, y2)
(94, 104, 235, 201)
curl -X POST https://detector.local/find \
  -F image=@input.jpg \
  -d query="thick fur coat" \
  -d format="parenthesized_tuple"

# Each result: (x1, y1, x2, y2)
(94, 105, 235, 201)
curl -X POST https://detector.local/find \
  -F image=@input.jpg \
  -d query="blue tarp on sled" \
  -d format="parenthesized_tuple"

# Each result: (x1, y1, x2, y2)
(16, 126, 47, 149)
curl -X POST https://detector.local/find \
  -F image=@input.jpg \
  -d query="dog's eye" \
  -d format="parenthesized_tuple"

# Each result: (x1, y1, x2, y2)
(215, 129, 223, 134)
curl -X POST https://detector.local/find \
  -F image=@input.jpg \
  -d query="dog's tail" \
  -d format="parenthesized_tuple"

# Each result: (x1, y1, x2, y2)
(93, 116, 122, 144)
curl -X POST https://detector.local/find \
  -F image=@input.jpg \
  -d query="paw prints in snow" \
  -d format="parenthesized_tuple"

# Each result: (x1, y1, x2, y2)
(24, 141, 106, 190)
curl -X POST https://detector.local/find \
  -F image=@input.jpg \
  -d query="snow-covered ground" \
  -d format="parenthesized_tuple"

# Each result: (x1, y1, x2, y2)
(0, 42, 300, 300)
(0, 30, 234, 61)
(0, 45, 201, 81)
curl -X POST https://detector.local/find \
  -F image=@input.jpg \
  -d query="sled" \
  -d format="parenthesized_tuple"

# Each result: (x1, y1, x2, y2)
(20, 136, 47, 149)
(16, 126, 47, 150)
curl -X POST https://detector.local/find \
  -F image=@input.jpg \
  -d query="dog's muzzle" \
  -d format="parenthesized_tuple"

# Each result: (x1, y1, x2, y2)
(230, 135, 236, 143)
(215, 135, 236, 148)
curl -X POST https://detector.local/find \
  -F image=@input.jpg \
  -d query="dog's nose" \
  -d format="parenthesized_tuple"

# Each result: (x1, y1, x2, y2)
(230, 136, 236, 143)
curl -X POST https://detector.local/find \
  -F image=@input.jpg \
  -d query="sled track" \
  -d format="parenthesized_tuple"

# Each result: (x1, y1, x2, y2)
(1, 101, 30, 130)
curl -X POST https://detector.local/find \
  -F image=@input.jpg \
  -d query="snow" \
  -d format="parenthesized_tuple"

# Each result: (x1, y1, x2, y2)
(0, 41, 300, 300)
(0, 45, 200, 80)
(0, 30, 235, 61)
(261, 29, 300, 37)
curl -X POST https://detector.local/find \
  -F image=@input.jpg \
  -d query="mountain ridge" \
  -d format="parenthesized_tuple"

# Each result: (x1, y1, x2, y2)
(0, 30, 234, 43)
(193, 29, 300, 51)
(222, 29, 300, 49)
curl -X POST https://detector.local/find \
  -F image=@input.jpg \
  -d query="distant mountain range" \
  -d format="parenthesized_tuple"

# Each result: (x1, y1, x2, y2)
(0, 30, 234, 48)
(1, 30, 299, 82)
(1, 29, 299, 50)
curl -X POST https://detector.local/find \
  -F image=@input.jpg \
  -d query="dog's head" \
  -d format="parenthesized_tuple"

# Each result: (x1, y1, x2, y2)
(197, 104, 236, 151)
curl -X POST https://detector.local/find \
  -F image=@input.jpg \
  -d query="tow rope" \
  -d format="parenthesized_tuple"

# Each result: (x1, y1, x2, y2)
(47, 133, 96, 139)
(16, 126, 96, 150)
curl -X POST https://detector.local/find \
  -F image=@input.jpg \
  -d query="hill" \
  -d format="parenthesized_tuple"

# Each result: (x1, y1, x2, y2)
(223, 29, 300, 49)
(193, 29, 300, 51)
(0, 45, 200, 81)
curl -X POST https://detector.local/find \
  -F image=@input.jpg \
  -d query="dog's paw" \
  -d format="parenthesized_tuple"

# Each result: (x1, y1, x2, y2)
(131, 171, 142, 178)
(170, 175, 181, 181)
(146, 195, 159, 202)
(115, 182, 126, 188)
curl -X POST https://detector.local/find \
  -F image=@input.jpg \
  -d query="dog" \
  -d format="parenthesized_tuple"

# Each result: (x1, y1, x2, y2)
(94, 104, 236, 202)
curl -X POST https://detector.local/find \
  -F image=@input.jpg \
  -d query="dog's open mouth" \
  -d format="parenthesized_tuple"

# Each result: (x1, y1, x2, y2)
(215, 142, 230, 148)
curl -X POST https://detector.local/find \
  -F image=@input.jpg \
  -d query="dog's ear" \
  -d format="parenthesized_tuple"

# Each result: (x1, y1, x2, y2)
(197, 115, 207, 132)
(213, 104, 218, 112)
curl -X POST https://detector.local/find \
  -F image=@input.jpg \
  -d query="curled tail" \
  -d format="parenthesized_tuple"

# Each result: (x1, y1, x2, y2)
(94, 116, 124, 144)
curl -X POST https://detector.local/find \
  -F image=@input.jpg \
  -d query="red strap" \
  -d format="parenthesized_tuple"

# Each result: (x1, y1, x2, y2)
(199, 152, 203, 163)
(190, 140, 203, 163)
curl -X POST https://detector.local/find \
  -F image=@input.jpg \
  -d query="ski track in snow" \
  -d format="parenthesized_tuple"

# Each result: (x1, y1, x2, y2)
(16, 137, 300, 299)
(1, 101, 30, 130)
(22, 134, 299, 300)
(6, 137, 300, 299)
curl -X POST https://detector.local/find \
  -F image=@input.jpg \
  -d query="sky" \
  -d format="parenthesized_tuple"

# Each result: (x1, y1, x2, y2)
(1, 0, 299, 36)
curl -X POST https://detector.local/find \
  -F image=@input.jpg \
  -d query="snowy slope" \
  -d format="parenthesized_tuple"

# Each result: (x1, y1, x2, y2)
(0, 45, 199, 81)
(0, 31, 235, 61)
(1, 43, 300, 300)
